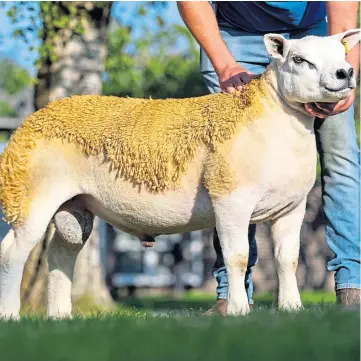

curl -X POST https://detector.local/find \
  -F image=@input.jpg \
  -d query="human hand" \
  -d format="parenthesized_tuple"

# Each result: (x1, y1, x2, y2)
(304, 89, 355, 119)
(217, 63, 256, 94)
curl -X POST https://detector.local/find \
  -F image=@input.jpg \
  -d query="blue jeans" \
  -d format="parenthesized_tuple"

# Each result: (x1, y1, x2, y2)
(200, 20, 361, 303)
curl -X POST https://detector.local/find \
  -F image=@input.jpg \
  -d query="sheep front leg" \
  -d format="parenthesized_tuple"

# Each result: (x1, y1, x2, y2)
(270, 199, 306, 311)
(213, 193, 254, 316)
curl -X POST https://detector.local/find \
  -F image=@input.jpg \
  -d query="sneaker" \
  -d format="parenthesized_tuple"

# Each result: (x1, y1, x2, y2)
(204, 299, 228, 316)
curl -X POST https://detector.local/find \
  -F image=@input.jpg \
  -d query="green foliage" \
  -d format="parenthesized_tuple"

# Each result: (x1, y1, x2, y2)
(0, 60, 32, 95)
(2, 1, 205, 99)
(0, 100, 16, 117)
(2, 1, 112, 68)
(38, 2, 109, 66)
(103, 24, 207, 99)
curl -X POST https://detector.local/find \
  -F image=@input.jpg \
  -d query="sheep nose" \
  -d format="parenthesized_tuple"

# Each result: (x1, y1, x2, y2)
(336, 68, 354, 80)
(336, 69, 348, 79)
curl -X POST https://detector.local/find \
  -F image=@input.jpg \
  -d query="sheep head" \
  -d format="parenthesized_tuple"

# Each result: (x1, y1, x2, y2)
(263, 29, 361, 104)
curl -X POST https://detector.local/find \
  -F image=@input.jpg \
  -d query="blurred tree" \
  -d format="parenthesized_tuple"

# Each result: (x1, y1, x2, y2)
(104, 24, 206, 99)
(0, 100, 16, 117)
(34, 2, 112, 109)
(0, 60, 32, 118)
(4, 1, 114, 311)
(0, 59, 32, 95)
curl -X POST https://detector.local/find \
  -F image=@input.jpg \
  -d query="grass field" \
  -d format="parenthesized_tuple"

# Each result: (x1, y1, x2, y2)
(1, 291, 359, 361)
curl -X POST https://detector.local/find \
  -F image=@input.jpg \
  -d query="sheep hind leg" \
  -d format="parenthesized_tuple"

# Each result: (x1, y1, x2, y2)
(47, 201, 94, 319)
(0, 197, 67, 320)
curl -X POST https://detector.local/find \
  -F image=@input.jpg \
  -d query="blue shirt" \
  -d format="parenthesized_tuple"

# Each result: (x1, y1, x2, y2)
(215, 1, 326, 33)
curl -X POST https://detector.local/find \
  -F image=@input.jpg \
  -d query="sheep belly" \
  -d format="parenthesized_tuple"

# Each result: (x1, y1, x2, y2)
(81, 185, 216, 236)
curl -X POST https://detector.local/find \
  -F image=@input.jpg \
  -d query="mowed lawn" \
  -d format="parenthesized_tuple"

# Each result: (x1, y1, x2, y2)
(0, 292, 359, 361)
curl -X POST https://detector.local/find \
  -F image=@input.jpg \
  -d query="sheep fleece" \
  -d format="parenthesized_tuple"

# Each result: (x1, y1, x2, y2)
(0, 78, 267, 225)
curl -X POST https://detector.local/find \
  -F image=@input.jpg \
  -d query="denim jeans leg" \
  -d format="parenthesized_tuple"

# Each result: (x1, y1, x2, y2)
(314, 106, 360, 290)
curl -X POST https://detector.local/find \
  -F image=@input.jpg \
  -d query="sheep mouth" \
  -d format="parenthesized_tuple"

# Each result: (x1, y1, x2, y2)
(325, 86, 352, 92)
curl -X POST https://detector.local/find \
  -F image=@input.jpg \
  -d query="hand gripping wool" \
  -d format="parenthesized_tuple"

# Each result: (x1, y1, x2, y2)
(0, 77, 267, 226)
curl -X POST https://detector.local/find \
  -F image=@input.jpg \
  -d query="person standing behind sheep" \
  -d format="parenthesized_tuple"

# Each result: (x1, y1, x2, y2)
(178, 1, 360, 315)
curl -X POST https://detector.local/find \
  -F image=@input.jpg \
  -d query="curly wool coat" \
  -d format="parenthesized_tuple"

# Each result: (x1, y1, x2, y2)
(0, 78, 267, 225)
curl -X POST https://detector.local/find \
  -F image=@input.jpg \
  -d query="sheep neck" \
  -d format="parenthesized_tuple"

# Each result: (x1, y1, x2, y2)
(262, 64, 315, 136)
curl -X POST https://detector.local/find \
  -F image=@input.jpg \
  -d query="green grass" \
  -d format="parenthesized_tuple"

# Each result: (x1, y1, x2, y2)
(0, 306, 358, 361)
(117, 290, 336, 312)
(1, 291, 358, 361)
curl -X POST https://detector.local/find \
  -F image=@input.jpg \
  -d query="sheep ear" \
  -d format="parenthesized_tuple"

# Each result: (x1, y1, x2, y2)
(330, 29, 361, 53)
(264, 34, 290, 59)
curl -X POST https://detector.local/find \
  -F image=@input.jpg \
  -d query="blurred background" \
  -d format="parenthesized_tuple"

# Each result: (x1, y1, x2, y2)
(0, 1, 359, 313)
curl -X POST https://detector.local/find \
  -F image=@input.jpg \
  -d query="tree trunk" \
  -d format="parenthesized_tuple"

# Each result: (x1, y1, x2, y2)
(21, 2, 113, 311)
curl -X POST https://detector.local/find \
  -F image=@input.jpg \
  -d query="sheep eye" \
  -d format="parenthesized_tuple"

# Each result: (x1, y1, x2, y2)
(293, 56, 304, 64)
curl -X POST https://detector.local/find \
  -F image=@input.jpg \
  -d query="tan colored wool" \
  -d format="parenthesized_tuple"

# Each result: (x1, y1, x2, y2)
(204, 148, 238, 198)
(0, 77, 268, 225)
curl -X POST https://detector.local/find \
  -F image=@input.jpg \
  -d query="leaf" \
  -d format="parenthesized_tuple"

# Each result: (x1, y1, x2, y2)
(156, 15, 165, 27)
(137, 5, 147, 16)
(53, 16, 70, 29)
(13, 29, 25, 38)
